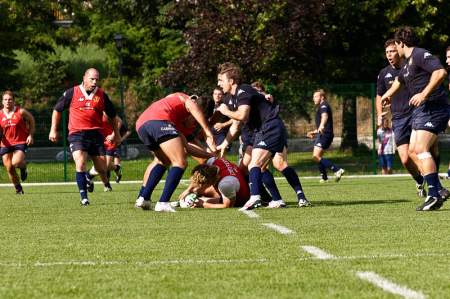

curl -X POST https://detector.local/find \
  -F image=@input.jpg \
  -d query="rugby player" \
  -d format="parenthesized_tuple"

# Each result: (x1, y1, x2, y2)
(49, 68, 120, 206)
(0, 90, 35, 194)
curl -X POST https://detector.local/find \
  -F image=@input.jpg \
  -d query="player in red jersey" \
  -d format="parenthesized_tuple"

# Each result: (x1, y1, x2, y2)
(134, 93, 216, 212)
(177, 157, 250, 208)
(87, 112, 124, 187)
(0, 90, 35, 194)
(49, 68, 120, 206)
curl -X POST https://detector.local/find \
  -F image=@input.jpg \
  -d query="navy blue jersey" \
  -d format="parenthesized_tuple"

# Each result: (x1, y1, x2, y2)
(315, 101, 333, 135)
(377, 65, 412, 118)
(234, 84, 279, 130)
(398, 47, 448, 104)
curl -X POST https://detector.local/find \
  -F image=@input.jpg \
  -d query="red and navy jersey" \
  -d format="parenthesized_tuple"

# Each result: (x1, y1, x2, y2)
(0, 106, 29, 147)
(315, 101, 333, 135)
(398, 47, 448, 104)
(232, 84, 279, 131)
(135, 92, 195, 137)
(211, 158, 250, 204)
(54, 85, 117, 134)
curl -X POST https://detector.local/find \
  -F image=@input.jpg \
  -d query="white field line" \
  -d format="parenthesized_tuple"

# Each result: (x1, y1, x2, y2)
(301, 246, 336, 260)
(262, 223, 294, 235)
(2, 172, 441, 188)
(356, 271, 426, 299)
(240, 210, 260, 218)
(0, 258, 268, 268)
(296, 252, 450, 262)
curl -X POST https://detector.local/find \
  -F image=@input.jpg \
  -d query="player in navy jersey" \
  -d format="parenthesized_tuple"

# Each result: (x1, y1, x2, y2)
(306, 89, 344, 183)
(218, 79, 291, 208)
(381, 27, 450, 211)
(376, 39, 425, 197)
(217, 62, 310, 209)
(49, 68, 120, 206)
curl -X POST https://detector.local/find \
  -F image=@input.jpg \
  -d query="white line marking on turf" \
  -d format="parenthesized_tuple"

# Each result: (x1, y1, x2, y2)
(296, 252, 450, 261)
(1, 173, 436, 188)
(0, 258, 268, 267)
(356, 271, 426, 299)
(262, 223, 294, 235)
(301, 246, 336, 260)
(240, 210, 259, 218)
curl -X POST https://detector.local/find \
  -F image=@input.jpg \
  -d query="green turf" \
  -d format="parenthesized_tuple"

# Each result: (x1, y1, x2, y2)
(1, 177, 449, 298)
(1, 148, 449, 183)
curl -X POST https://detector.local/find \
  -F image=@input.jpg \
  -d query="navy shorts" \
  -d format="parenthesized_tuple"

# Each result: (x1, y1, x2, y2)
(392, 113, 412, 146)
(314, 133, 333, 150)
(68, 130, 105, 156)
(137, 120, 179, 151)
(411, 101, 449, 134)
(379, 154, 394, 169)
(253, 118, 288, 154)
(241, 126, 254, 150)
(105, 148, 120, 157)
(0, 143, 27, 156)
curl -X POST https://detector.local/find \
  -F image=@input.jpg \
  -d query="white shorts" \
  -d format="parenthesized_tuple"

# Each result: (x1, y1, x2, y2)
(217, 176, 240, 200)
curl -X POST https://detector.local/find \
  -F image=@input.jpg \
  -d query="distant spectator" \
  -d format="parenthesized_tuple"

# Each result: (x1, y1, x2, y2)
(377, 118, 395, 175)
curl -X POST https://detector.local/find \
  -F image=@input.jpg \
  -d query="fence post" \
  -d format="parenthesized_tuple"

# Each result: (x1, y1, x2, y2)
(370, 83, 377, 175)
(62, 110, 68, 182)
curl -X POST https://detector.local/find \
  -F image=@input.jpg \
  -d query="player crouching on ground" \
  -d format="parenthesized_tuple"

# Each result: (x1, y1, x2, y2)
(177, 157, 250, 209)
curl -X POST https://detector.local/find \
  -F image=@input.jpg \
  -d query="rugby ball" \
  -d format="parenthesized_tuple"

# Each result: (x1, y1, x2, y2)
(179, 193, 197, 208)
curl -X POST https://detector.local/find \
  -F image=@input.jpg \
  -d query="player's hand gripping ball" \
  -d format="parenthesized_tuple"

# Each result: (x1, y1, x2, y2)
(179, 193, 198, 208)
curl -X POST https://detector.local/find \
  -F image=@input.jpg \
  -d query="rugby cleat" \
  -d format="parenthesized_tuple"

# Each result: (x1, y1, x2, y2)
(334, 168, 345, 182)
(319, 178, 329, 183)
(104, 186, 112, 192)
(298, 197, 312, 207)
(416, 196, 443, 211)
(439, 174, 450, 180)
(135, 196, 151, 210)
(267, 199, 287, 208)
(86, 174, 94, 193)
(439, 188, 449, 202)
(16, 189, 24, 195)
(415, 183, 427, 198)
(154, 202, 176, 212)
(20, 167, 28, 182)
(239, 197, 262, 211)
(80, 198, 90, 207)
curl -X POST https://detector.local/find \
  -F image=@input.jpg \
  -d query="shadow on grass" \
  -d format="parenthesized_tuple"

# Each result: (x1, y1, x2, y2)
(288, 199, 411, 207)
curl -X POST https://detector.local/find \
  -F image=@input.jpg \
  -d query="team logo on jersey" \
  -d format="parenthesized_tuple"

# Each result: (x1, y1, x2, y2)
(78, 97, 85, 102)
(237, 89, 245, 96)
(384, 73, 393, 78)
(93, 96, 100, 103)
(424, 52, 432, 59)
(321, 105, 327, 109)
(424, 122, 434, 128)
(257, 141, 267, 147)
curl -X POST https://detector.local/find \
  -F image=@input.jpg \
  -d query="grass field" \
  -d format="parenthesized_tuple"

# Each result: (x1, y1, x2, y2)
(1, 176, 450, 298)
(1, 148, 449, 183)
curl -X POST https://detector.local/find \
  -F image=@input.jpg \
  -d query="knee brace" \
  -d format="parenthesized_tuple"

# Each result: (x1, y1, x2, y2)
(417, 152, 432, 160)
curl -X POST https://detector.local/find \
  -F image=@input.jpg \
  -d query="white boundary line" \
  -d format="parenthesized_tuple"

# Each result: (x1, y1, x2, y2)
(2, 172, 441, 188)
(356, 271, 426, 299)
(240, 210, 260, 218)
(296, 252, 450, 261)
(262, 223, 294, 235)
(301, 246, 336, 260)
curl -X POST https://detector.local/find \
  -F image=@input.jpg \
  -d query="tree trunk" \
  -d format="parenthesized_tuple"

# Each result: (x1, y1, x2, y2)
(340, 96, 358, 150)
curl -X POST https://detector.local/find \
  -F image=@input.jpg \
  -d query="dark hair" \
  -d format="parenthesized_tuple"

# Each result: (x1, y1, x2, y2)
(384, 39, 396, 49)
(446, 46, 450, 52)
(251, 81, 265, 92)
(218, 62, 241, 85)
(394, 26, 418, 47)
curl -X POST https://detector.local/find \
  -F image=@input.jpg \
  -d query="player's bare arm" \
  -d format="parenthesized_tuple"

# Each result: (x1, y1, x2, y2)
(409, 68, 447, 106)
